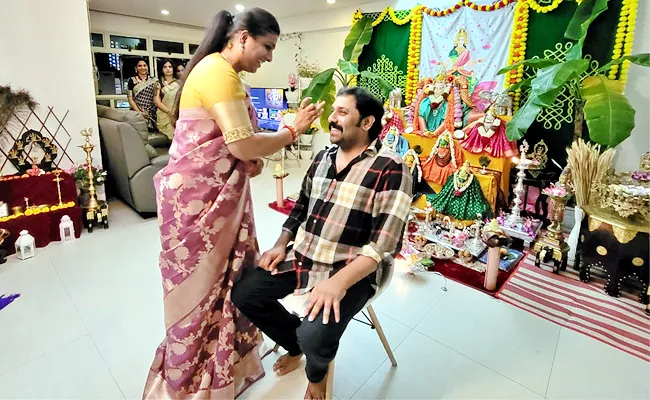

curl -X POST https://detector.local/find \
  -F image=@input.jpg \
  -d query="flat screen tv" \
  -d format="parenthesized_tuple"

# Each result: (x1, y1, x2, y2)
(249, 88, 287, 131)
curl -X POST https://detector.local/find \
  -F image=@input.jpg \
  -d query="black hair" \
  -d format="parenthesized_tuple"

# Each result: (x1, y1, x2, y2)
(173, 8, 280, 121)
(158, 59, 178, 84)
(337, 86, 384, 142)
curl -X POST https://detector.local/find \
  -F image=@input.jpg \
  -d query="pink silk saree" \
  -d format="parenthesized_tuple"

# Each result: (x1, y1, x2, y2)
(143, 96, 264, 399)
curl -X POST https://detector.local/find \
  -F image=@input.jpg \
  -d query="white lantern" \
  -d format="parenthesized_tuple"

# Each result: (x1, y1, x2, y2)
(59, 215, 76, 243)
(15, 230, 36, 260)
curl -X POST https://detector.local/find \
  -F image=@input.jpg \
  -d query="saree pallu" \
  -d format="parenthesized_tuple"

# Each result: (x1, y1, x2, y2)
(132, 77, 158, 130)
(144, 102, 264, 399)
(157, 81, 180, 140)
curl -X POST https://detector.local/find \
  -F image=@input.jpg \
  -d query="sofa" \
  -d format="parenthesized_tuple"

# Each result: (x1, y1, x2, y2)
(97, 105, 170, 213)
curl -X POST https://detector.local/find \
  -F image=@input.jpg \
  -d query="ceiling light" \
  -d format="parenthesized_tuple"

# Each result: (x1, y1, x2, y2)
(327, 0, 336, 4)
(161, 9, 170, 15)
(235, 4, 245, 12)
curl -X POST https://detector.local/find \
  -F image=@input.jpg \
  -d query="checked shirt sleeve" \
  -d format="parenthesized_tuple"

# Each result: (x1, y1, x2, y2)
(360, 159, 413, 263)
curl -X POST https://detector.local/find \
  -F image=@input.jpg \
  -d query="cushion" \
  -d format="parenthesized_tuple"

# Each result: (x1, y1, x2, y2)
(97, 105, 156, 159)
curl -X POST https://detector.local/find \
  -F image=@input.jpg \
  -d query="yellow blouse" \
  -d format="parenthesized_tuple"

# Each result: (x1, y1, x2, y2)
(180, 53, 253, 144)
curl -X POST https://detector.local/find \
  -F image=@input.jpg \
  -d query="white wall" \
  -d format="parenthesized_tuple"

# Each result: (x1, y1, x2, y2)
(614, 0, 650, 171)
(89, 11, 205, 44)
(1, 0, 101, 174)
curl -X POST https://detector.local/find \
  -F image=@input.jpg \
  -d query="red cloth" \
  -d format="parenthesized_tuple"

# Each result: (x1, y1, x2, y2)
(0, 172, 82, 255)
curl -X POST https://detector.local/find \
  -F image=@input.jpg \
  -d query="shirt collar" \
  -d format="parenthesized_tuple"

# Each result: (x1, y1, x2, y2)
(326, 138, 382, 158)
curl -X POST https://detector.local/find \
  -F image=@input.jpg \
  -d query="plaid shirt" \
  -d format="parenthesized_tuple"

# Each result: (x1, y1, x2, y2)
(278, 139, 413, 294)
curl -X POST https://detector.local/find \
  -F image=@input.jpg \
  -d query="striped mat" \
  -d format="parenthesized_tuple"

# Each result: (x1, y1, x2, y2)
(498, 254, 650, 363)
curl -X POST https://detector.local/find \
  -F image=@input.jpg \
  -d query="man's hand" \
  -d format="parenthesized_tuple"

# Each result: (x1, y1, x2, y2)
(243, 158, 264, 178)
(259, 245, 286, 272)
(306, 277, 347, 324)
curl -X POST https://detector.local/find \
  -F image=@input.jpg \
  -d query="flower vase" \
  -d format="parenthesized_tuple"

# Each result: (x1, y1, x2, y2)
(299, 135, 314, 145)
(300, 77, 312, 90)
(567, 205, 584, 264)
(286, 90, 299, 104)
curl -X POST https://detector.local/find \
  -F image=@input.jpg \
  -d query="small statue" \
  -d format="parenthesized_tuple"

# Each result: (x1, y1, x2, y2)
(382, 126, 409, 156)
(417, 75, 451, 134)
(389, 87, 403, 109)
(461, 107, 518, 158)
(421, 131, 463, 186)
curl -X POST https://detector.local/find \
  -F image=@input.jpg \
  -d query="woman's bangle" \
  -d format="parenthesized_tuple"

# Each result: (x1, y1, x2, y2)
(284, 125, 298, 142)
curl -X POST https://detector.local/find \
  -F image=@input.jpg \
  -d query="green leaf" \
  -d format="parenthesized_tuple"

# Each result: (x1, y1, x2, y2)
(505, 95, 544, 141)
(319, 79, 337, 130)
(531, 60, 588, 107)
(342, 16, 374, 62)
(337, 59, 360, 76)
(564, 0, 609, 60)
(301, 68, 336, 103)
(506, 76, 534, 92)
(596, 53, 650, 73)
(360, 70, 393, 96)
(497, 59, 559, 76)
(581, 74, 636, 148)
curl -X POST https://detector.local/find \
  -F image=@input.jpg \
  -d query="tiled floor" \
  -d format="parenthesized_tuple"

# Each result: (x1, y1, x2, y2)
(1, 161, 648, 399)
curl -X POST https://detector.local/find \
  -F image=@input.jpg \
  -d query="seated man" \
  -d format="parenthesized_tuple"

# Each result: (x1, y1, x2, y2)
(232, 87, 412, 400)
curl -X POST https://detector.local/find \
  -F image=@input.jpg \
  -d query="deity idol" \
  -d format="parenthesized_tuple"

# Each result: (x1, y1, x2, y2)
(382, 126, 409, 157)
(461, 107, 518, 158)
(403, 148, 435, 199)
(417, 74, 450, 133)
(421, 131, 464, 186)
(427, 160, 493, 221)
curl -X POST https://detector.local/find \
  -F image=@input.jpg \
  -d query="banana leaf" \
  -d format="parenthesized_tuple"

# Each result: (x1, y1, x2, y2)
(565, 0, 609, 61)
(342, 17, 374, 62)
(596, 53, 650, 73)
(319, 79, 337, 130)
(360, 70, 394, 96)
(505, 60, 589, 140)
(497, 59, 559, 76)
(581, 75, 636, 148)
(301, 68, 336, 102)
(338, 60, 360, 76)
(506, 76, 534, 92)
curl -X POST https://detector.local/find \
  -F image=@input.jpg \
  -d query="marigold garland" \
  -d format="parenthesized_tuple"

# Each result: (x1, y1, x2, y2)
(0, 201, 76, 223)
(526, 0, 563, 13)
(405, 6, 424, 105)
(618, 0, 638, 86)
(505, 1, 530, 109)
(422, 0, 515, 17)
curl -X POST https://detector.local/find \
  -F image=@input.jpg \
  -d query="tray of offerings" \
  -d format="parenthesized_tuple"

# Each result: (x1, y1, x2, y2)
(422, 229, 487, 258)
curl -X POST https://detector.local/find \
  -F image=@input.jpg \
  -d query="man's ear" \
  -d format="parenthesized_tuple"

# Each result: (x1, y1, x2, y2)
(362, 116, 375, 132)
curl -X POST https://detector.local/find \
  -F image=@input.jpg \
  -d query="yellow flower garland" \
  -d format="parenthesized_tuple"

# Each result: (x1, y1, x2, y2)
(619, 0, 638, 86)
(405, 6, 424, 104)
(504, 1, 530, 109)
(0, 201, 75, 223)
(527, 0, 563, 13)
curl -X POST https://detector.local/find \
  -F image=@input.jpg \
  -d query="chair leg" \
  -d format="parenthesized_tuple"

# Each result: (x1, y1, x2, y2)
(325, 360, 335, 400)
(366, 305, 398, 367)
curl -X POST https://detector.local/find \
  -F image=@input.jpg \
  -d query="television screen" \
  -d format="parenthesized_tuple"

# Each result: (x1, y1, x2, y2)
(249, 88, 287, 131)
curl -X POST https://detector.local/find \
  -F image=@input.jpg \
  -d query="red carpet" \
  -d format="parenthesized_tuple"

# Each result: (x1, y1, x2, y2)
(498, 254, 650, 362)
(269, 199, 296, 216)
(426, 257, 523, 297)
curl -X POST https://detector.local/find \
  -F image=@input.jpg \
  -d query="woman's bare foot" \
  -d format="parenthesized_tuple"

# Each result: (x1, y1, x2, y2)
(273, 353, 302, 376)
(304, 379, 327, 400)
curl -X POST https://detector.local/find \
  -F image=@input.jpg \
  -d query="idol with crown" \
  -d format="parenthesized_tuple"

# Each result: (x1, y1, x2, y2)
(461, 106, 518, 158)
(421, 130, 464, 186)
(427, 160, 493, 221)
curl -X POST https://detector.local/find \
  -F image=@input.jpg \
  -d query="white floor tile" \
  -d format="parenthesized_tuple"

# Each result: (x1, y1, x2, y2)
(0, 256, 87, 376)
(546, 328, 650, 400)
(371, 264, 448, 328)
(91, 312, 165, 400)
(352, 331, 543, 400)
(0, 335, 124, 399)
(415, 280, 560, 395)
(239, 351, 309, 400)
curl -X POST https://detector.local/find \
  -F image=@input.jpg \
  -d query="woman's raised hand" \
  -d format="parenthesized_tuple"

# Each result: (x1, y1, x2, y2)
(293, 97, 325, 135)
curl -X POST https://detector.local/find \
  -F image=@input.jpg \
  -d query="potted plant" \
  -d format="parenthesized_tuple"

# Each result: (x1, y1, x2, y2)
(286, 73, 299, 104)
(69, 163, 107, 202)
(300, 123, 318, 146)
(301, 16, 393, 128)
(498, 0, 649, 148)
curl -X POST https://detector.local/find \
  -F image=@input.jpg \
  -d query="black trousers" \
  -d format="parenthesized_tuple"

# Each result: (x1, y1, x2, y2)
(232, 264, 374, 383)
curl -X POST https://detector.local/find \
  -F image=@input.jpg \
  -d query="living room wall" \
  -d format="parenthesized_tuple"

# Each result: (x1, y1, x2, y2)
(0, 0, 101, 175)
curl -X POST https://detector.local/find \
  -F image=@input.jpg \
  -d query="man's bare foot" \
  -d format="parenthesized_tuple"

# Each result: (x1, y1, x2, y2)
(273, 353, 302, 376)
(304, 379, 327, 400)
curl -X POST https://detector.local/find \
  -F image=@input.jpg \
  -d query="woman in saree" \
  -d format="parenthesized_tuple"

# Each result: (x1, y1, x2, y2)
(127, 58, 158, 130)
(143, 8, 324, 399)
(154, 59, 180, 140)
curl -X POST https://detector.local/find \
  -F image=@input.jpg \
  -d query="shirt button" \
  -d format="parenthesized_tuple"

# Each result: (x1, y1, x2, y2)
(298, 262, 303, 266)
(313, 219, 317, 223)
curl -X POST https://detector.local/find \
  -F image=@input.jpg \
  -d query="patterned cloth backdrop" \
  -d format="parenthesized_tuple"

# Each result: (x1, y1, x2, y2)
(418, 4, 516, 92)
(357, 11, 411, 104)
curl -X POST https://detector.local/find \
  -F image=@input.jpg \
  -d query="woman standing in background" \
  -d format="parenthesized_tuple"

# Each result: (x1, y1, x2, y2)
(143, 7, 323, 399)
(153, 59, 180, 140)
(127, 58, 158, 130)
